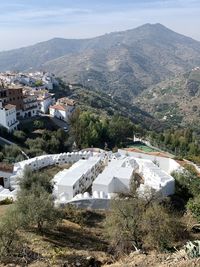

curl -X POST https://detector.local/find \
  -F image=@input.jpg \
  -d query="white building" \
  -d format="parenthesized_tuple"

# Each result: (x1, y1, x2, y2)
(9, 151, 94, 190)
(53, 156, 103, 201)
(0, 102, 19, 132)
(37, 92, 55, 113)
(118, 149, 181, 175)
(135, 158, 175, 197)
(92, 157, 139, 194)
(1, 149, 180, 205)
(50, 97, 76, 122)
(92, 152, 176, 197)
(23, 94, 39, 118)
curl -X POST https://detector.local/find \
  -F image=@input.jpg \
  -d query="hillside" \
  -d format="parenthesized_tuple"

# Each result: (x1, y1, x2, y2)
(134, 68, 200, 128)
(52, 81, 165, 132)
(1, 24, 200, 101)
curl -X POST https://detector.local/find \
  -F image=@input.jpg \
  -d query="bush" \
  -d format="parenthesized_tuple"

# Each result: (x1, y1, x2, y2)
(0, 198, 13, 206)
(0, 207, 22, 259)
(187, 195, 200, 223)
(13, 130, 26, 143)
(16, 168, 61, 231)
(105, 190, 183, 254)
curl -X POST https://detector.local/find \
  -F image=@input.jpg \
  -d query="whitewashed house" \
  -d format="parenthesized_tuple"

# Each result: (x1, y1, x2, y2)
(37, 92, 55, 113)
(0, 102, 19, 132)
(49, 97, 76, 122)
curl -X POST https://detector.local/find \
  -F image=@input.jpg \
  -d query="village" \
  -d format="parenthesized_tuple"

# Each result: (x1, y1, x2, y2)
(0, 71, 76, 132)
(0, 71, 187, 209)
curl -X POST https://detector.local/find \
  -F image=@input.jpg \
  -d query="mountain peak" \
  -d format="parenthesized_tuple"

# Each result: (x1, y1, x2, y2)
(0, 24, 200, 102)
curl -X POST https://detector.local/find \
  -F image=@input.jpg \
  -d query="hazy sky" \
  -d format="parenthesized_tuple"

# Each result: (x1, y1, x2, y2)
(0, 0, 200, 51)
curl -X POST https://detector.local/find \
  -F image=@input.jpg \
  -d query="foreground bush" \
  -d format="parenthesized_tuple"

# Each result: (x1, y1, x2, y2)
(105, 190, 184, 254)
(0, 207, 22, 259)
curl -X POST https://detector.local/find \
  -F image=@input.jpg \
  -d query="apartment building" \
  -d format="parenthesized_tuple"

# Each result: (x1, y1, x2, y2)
(0, 102, 19, 132)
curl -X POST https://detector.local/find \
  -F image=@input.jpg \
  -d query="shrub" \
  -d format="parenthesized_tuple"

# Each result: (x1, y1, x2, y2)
(105, 190, 183, 254)
(0, 207, 22, 259)
(0, 198, 13, 206)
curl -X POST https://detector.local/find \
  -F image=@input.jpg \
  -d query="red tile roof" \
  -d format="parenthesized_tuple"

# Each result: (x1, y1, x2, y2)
(50, 104, 66, 111)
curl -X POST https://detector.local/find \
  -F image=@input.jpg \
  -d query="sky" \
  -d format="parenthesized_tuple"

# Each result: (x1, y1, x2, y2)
(0, 0, 200, 51)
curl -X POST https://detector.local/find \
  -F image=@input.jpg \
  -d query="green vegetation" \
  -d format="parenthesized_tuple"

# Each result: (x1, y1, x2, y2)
(105, 188, 185, 254)
(0, 125, 70, 163)
(0, 160, 200, 265)
(149, 128, 200, 164)
(70, 109, 135, 149)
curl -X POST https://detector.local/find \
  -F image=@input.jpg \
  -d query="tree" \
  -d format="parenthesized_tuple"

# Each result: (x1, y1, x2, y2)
(141, 203, 179, 251)
(33, 120, 45, 129)
(172, 165, 200, 201)
(16, 168, 60, 231)
(19, 167, 53, 194)
(105, 188, 182, 254)
(13, 130, 26, 143)
(108, 115, 133, 146)
(17, 186, 60, 231)
(0, 207, 22, 258)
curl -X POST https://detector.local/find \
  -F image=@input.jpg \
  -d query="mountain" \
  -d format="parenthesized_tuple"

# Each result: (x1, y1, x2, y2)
(134, 68, 200, 129)
(1, 23, 200, 100)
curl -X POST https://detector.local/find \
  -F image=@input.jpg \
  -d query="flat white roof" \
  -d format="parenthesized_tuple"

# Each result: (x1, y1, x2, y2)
(53, 157, 101, 186)
(93, 158, 137, 186)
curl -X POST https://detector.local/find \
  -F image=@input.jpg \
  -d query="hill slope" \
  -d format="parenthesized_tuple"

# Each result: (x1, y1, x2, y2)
(134, 68, 200, 128)
(1, 23, 200, 100)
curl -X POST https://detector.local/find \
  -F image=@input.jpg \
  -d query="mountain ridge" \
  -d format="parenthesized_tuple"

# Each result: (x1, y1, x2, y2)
(1, 23, 200, 100)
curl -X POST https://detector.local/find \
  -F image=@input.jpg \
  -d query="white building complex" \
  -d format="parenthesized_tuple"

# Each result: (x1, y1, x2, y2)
(0, 149, 181, 207)
(53, 156, 103, 201)
(93, 157, 139, 195)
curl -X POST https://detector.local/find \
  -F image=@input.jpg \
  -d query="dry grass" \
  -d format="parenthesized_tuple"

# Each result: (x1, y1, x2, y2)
(0, 210, 111, 267)
(0, 204, 12, 216)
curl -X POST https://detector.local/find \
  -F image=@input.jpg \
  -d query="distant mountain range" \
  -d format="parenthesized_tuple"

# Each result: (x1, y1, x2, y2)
(1, 23, 200, 101)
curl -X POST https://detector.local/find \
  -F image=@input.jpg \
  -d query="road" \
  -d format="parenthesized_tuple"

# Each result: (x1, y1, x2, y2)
(39, 114, 69, 129)
(50, 117, 69, 129)
(0, 136, 29, 159)
(0, 136, 14, 146)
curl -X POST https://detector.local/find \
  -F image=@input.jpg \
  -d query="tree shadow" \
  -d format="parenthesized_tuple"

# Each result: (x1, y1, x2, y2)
(0, 246, 44, 267)
(41, 224, 108, 252)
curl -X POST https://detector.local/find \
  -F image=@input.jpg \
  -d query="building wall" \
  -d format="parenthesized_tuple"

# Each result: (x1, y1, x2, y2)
(0, 107, 19, 132)
(0, 171, 12, 188)
(10, 152, 93, 190)
(118, 149, 181, 174)
(0, 88, 8, 103)
(50, 108, 66, 120)
(40, 97, 54, 113)
(7, 88, 24, 110)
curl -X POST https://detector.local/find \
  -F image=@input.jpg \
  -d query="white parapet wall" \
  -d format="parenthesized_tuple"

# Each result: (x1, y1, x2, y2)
(0, 149, 180, 205)
(9, 151, 94, 190)
(135, 158, 175, 197)
(118, 149, 181, 174)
